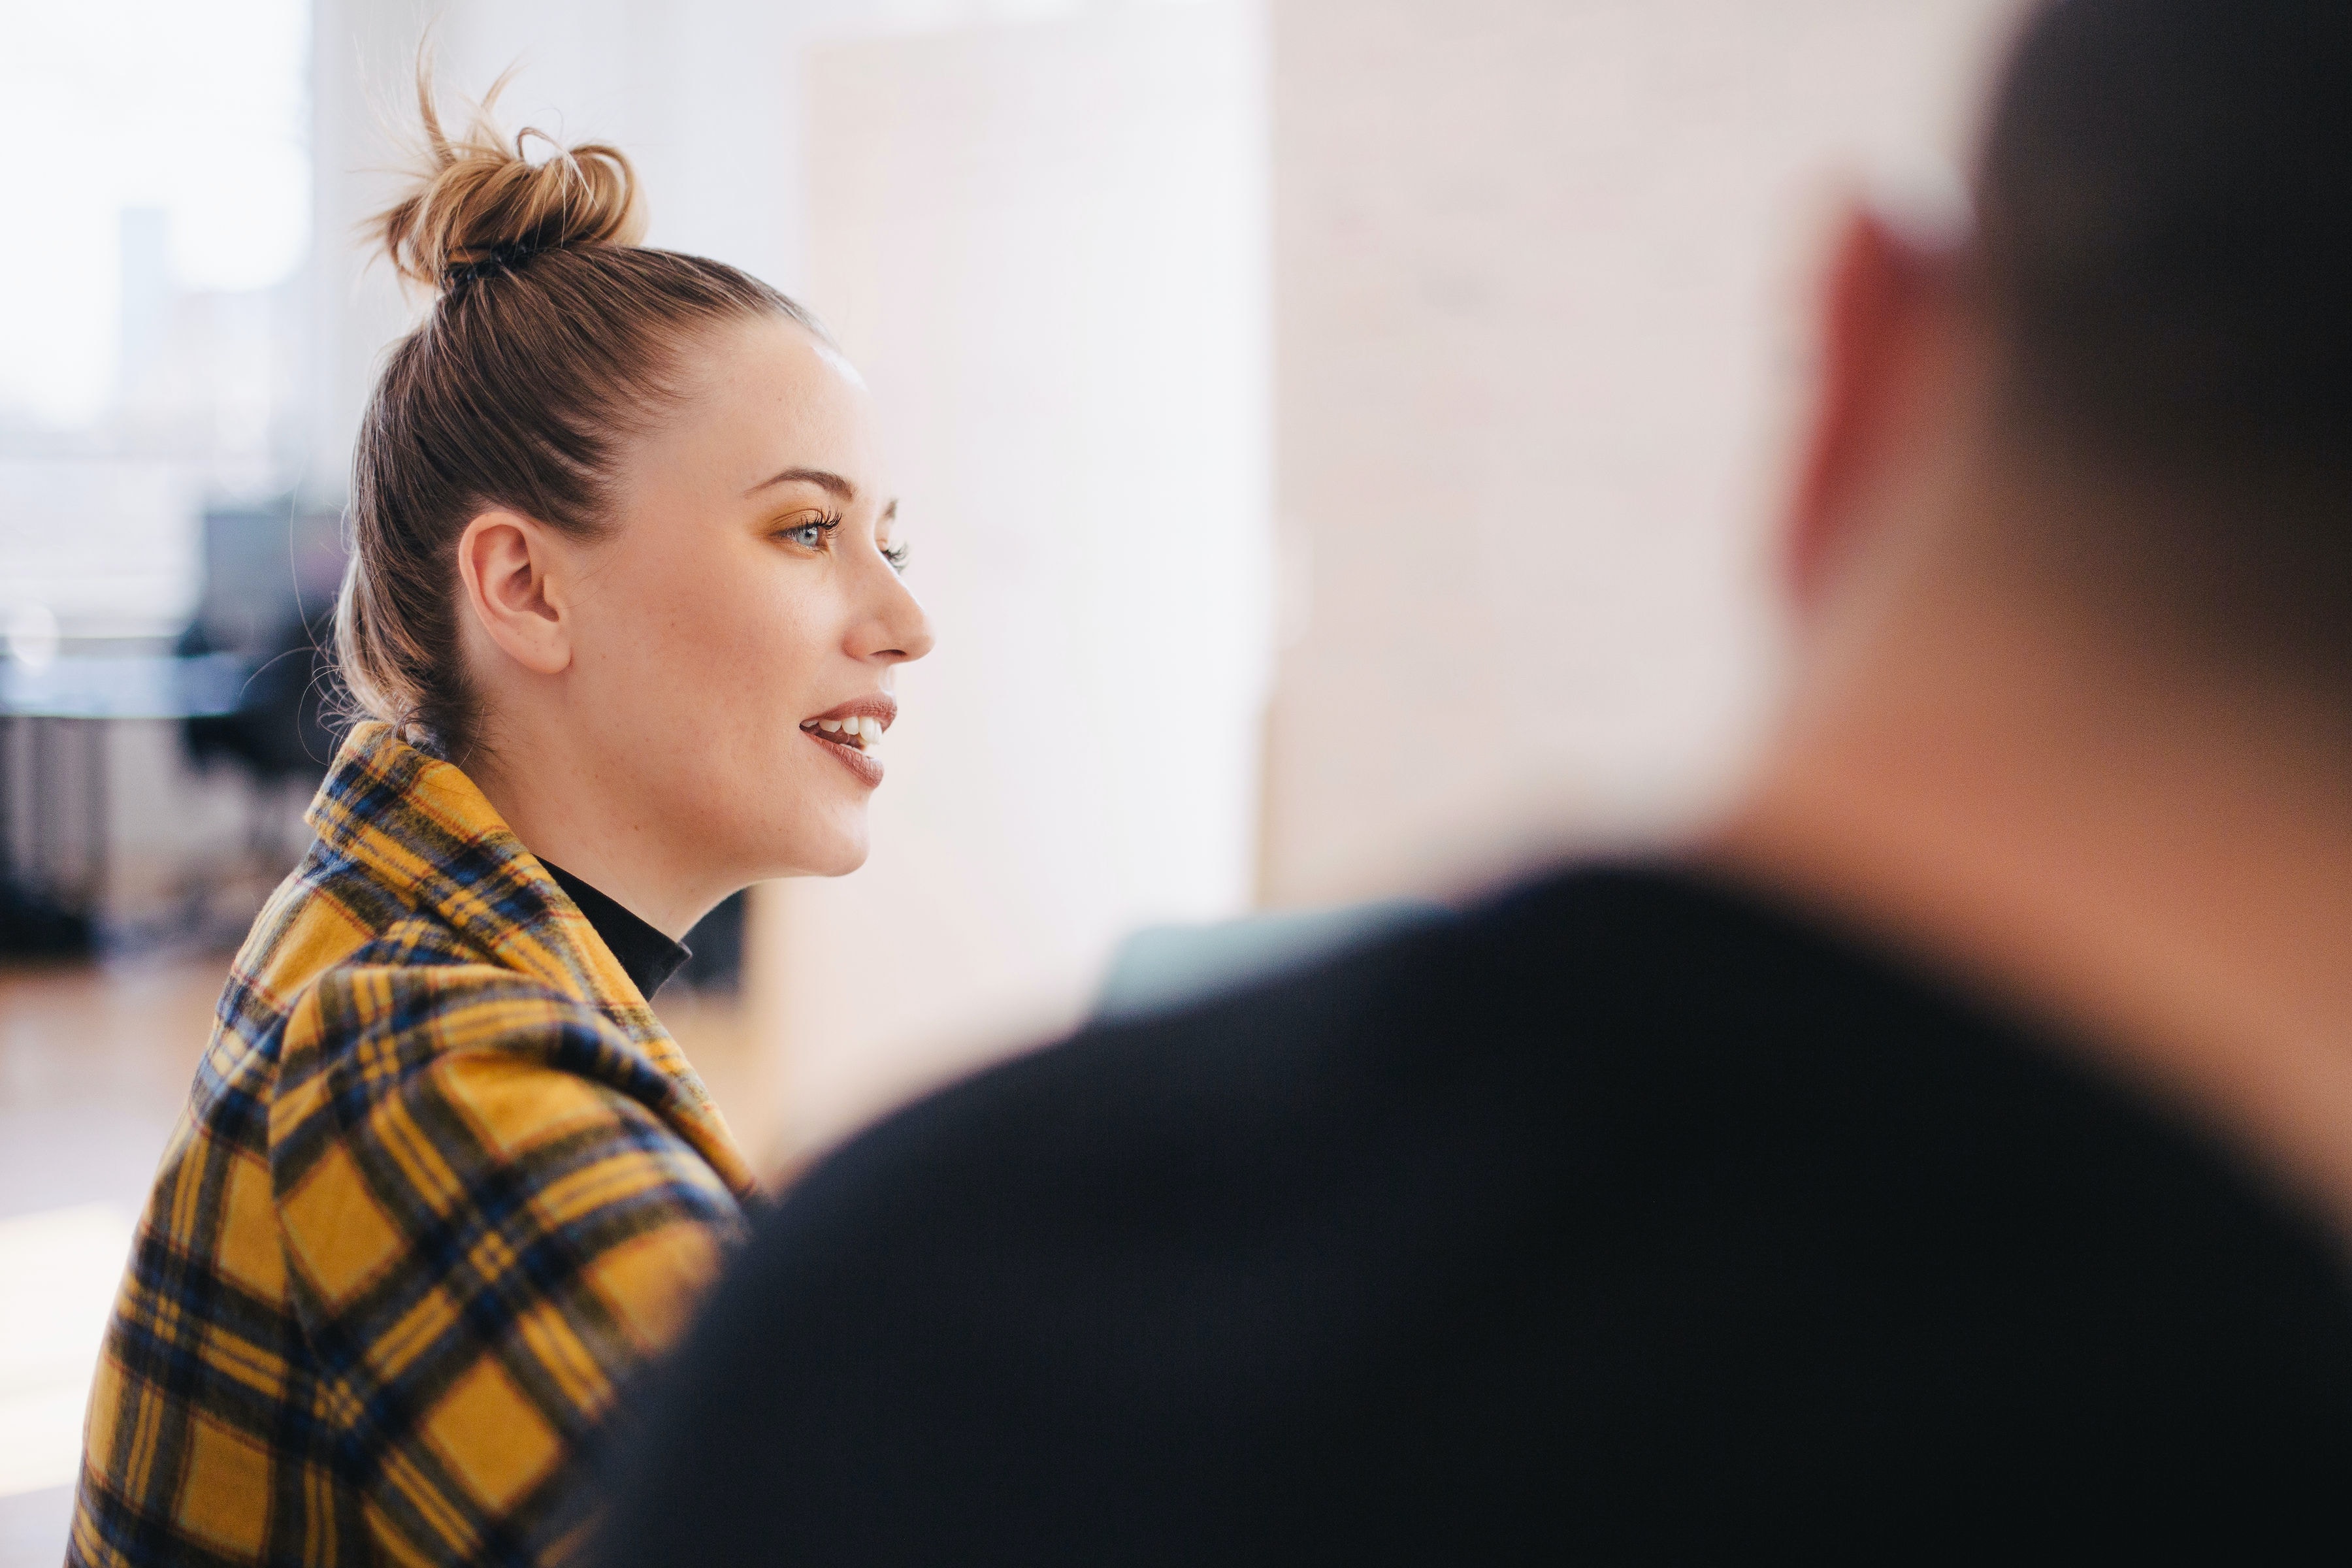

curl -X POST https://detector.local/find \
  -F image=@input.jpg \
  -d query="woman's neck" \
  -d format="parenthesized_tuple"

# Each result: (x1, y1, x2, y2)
(465, 739, 724, 941)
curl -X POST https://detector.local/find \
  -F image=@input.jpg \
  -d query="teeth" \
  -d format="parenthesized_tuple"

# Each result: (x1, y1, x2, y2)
(808, 713, 887, 751)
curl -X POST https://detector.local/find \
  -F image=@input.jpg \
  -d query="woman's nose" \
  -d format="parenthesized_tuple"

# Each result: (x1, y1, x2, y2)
(857, 566, 937, 664)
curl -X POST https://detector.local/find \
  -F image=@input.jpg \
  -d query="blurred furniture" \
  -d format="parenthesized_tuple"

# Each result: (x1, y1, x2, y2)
(1094, 900, 1449, 1023)
(0, 653, 245, 955)
(178, 502, 347, 788)
(3, 502, 345, 957)
(177, 612, 340, 785)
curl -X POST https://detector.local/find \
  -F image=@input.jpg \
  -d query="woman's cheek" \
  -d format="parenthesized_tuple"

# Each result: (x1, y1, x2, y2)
(760, 583, 830, 671)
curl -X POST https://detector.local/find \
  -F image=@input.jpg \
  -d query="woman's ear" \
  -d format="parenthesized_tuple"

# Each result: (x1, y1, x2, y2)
(456, 510, 574, 676)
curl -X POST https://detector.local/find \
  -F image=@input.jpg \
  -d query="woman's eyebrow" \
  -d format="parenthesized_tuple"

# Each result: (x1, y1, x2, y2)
(745, 466, 855, 500)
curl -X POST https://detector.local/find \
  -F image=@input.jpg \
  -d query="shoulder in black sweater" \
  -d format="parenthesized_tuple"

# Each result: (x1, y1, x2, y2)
(599, 865, 2352, 1563)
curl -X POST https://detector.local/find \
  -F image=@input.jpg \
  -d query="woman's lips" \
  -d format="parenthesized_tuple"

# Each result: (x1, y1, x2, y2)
(801, 695, 894, 788)
(802, 717, 885, 787)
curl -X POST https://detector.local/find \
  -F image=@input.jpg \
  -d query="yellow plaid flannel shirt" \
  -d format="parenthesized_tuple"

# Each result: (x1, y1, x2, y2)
(70, 723, 757, 1567)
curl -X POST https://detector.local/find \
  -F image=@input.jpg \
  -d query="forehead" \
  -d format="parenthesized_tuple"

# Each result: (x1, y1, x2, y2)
(658, 314, 883, 490)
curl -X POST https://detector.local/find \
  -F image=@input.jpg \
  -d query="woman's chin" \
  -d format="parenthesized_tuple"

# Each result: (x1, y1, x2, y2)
(774, 815, 871, 879)
(744, 763, 877, 877)
(809, 840, 870, 877)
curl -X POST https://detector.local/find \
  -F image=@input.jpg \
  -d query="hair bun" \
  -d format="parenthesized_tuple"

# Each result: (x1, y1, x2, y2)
(372, 61, 645, 293)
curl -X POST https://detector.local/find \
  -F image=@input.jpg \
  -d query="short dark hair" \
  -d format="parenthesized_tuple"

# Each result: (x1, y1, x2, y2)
(1971, 0, 2351, 657)
(1976, 0, 2351, 468)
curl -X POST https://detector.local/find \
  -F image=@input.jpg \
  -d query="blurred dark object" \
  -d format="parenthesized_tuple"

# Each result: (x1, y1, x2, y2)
(178, 502, 349, 785)
(2, 712, 105, 958)
(0, 875, 91, 956)
(2, 663, 244, 959)
(178, 611, 342, 781)
(680, 889, 747, 991)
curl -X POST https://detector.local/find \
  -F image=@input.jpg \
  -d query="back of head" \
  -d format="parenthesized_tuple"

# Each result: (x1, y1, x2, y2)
(336, 65, 823, 760)
(1972, 0, 2352, 661)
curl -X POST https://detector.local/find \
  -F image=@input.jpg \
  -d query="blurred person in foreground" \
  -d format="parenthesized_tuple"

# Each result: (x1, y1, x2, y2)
(69, 70, 932, 1568)
(602, 0, 2352, 1558)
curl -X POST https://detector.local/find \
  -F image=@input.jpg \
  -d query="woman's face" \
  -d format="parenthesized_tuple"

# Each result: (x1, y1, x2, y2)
(561, 313, 934, 887)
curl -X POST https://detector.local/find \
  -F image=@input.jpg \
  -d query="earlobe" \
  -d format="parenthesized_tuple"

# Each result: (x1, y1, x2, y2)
(456, 510, 574, 677)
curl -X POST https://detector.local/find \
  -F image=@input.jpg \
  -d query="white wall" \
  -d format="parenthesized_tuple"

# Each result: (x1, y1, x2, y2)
(759, 4, 1271, 1159)
(302, 0, 1211, 506)
(1262, 0, 2022, 905)
(304, 0, 819, 501)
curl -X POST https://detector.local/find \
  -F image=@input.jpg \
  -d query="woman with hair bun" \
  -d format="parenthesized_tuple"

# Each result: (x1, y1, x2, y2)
(70, 69, 932, 1568)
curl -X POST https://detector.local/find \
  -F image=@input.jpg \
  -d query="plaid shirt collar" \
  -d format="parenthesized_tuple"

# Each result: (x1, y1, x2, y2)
(305, 721, 754, 1194)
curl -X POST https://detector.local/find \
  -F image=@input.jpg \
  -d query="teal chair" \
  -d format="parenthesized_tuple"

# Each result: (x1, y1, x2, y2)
(1094, 900, 1450, 1023)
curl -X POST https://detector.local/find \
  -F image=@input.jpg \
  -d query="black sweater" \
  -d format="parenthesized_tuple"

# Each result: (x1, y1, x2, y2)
(599, 865, 2352, 1560)
(543, 860, 689, 999)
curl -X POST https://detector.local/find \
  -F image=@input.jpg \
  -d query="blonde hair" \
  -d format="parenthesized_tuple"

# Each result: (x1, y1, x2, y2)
(335, 61, 823, 759)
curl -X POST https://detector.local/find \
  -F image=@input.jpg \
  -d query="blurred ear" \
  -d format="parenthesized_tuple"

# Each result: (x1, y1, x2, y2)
(1783, 203, 1956, 614)
(456, 510, 573, 676)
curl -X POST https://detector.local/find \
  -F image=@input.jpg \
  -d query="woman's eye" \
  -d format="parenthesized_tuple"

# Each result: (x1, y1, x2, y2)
(881, 540, 913, 574)
(778, 516, 840, 550)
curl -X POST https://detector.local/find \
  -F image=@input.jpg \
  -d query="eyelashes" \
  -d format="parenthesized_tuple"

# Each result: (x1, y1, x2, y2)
(776, 513, 912, 574)
(777, 514, 843, 549)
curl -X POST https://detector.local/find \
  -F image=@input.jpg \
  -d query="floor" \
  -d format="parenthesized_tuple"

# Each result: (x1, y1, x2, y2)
(0, 955, 777, 1567)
